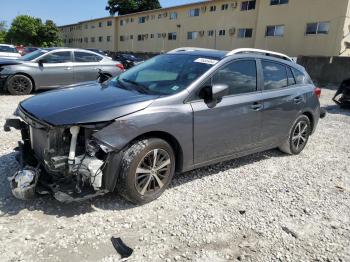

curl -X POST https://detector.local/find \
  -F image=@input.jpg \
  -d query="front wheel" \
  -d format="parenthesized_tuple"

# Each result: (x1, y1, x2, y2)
(279, 115, 311, 155)
(6, 74, 33, 95)
(117, 138, 175, 205)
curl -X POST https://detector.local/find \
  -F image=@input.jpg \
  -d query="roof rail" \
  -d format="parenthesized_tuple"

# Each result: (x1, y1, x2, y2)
(167, 47, 218, 54)
(226, 48, 293, 62)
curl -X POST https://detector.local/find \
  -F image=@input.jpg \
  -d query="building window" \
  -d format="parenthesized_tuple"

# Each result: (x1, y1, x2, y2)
(187, 31, 199, 40)
(219, 29, 226, 36)
(265, 25, 285, 37)
(107, 20, 112, 26)
(120, 20, 125, 26)
(91, 24, 95, 29)
(168, 32, 177, 40)
(91, 37, 95, 42)
(130, 18, 134, 23)
(157, 33, 162, 38)
(208, 30, 214, 37)
(139, 17, 146, 24)
(210, 5, 216, 12)
(99, 22, 103, 27)
(188, 8, 200, 17)
(306, 22, 330, 35)
(238, 28, 253, 38)
(137, 34, 145, 41)
(241, 0, 256, 11)
(120, 36, 125, 42)
(84, 37, 88, 43)
(270, 0, 288, 5)
(130, 35, 133, 40)
(150, 34, 154, 38)
(107, 36, 111, 42)
(221, 4, 229, 10)
(84, 24, 88, 29)
(170, 12, 178, 20)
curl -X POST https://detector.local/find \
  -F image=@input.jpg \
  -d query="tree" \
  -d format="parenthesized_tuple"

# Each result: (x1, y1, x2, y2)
(106, 0, 161, 15)
(0, 21, 7, 44)
(6, 15, 61, 47)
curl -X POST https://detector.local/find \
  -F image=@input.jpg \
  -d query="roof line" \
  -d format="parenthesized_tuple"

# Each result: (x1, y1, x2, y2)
(59, 0, 215, 27)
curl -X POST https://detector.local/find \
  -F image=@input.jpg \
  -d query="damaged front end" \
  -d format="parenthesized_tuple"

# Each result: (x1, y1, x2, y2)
(4, 106, 116, 203)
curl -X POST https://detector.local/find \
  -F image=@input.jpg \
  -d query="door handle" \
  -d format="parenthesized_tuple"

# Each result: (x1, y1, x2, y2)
(294, 96, 303, 104)
(250, 102, 263, 111)
(65, 67, 72, 71)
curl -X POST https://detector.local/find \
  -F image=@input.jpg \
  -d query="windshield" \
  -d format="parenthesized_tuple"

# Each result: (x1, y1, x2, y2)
(112, 54, 218, 95)
(22, 49, 48, 61)
(0, 45, 18, 53)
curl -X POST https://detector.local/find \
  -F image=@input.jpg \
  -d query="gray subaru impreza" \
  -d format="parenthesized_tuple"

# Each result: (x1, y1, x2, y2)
(4, 48, 325, 204)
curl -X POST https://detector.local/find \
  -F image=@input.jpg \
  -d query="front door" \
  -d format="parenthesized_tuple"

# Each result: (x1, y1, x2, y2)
(35, 51, 74, 88)
(191, 59, 263, 165)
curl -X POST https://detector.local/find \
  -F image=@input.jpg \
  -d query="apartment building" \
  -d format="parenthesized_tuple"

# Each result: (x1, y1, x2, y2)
(59, 0, 350, 57)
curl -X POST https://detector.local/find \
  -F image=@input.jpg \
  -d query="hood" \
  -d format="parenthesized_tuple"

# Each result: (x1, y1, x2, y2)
(0, 58, 23, 66)
(20, 82, 158, 126)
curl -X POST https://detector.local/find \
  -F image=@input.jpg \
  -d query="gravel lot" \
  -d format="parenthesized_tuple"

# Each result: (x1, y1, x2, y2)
(0, 88, 349, 262)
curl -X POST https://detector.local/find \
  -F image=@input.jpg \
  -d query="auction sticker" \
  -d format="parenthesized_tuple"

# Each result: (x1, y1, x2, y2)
(194, 58, 219, 65)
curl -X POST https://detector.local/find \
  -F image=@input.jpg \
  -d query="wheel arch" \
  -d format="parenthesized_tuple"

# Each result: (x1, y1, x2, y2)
(301, 111, 314, 134)
(5, 72, 36, 91)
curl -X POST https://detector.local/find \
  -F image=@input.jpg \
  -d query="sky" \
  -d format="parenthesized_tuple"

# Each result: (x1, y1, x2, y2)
(0, 0, 201, 27)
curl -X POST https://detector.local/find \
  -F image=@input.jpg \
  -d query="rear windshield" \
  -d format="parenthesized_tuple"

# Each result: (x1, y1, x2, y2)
(0, 45, 18, 53)
(113, 54, 219, 95)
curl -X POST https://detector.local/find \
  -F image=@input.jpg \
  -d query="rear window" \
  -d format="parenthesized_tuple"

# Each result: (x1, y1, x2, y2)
(262, 61, 288, 90)
(0, 45, 18, 53)
(74, 51, 103, 62)
(291, 68, 312, 85)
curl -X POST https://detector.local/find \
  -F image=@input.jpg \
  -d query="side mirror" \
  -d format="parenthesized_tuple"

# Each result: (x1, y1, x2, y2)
(37, 59, 44, 65)
(212, 84, 229, 100)
(199, 84, 229, 103)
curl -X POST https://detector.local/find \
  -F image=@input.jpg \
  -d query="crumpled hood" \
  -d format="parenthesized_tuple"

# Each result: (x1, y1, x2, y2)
(20, 82, 158, 126)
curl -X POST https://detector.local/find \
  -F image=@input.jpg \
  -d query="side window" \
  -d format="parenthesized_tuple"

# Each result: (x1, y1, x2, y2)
(291, 68, 306, 85)
(41, 51, 72, 63)
(262, 61, 288, 90)
(212, 60, 257, 95)
(74, 51, 103, 62)
(286, 67, 296, 86)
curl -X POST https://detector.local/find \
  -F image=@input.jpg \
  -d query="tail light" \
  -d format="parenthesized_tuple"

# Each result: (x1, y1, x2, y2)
(314, 87, 321, 98)
(116, 63, 125, 71)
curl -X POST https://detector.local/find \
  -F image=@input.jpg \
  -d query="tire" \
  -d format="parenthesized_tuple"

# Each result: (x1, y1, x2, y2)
(279, 115, 311, 155)
(6, 74, 33, 95)
(116, 138, 175, 205)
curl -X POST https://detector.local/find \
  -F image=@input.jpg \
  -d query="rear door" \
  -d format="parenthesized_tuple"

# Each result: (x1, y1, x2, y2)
(191, 59, 264, 165)
(73, 51, 104, 82)
(259, 60, 304, 146)
(35, 51, 74, 88)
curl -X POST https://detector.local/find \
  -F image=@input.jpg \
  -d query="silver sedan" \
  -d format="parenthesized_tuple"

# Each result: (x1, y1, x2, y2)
(0, 48, 124, 95)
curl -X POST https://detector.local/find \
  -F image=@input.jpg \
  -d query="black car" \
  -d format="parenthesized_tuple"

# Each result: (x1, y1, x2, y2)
(113, 53, 144, 69)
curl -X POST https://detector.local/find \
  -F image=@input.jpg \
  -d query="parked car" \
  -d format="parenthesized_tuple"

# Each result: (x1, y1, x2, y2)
(113, 53, 144, 69)
(0, 47, 124, 95)
(5, 48, 325, 204)
(22, 47, 40, 56)
(0, 44, 21, 59)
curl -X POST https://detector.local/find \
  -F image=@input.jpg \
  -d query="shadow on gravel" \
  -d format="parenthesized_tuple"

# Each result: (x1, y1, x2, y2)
(0, 148, 286, 218)
(323, 105, 350, 116)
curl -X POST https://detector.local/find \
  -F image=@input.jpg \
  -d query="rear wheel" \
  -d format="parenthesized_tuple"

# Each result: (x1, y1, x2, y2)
(6, 74, 33, 95)
(279, 115, 311, 155)
(117, 138, 175, 205)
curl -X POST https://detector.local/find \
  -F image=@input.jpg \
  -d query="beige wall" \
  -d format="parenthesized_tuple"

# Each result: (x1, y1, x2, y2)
(60, 0, 350, 57)
(60, 17, 117, 51)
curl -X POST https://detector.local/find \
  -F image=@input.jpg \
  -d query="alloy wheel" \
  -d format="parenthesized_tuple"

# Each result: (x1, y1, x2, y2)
(10, 77, 31, 94)
(291, 121, 309, 151)
(135, 149, 171, 196)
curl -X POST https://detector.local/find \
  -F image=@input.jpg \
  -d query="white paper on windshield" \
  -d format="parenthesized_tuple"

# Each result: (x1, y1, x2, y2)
(194, 58, 219, 65)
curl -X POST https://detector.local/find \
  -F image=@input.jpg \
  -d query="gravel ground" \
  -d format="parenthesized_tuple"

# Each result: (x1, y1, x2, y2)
(0, 88, 349, 262)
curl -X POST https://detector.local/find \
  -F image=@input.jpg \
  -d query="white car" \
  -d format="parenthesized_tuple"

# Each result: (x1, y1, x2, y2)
(0, 44, 21, 59)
